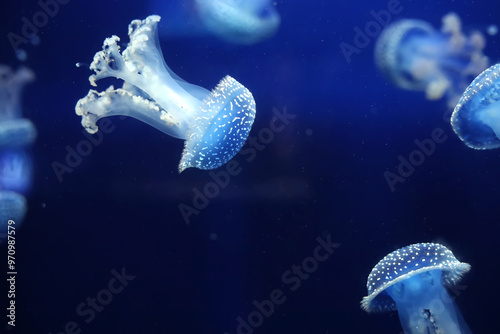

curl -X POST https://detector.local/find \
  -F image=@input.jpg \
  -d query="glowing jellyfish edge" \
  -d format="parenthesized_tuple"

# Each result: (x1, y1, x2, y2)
(75, 15, 256, 173)
(451, 63, 500, 150)
(194, 0, 281, 44)
(361, 243, 472, 334)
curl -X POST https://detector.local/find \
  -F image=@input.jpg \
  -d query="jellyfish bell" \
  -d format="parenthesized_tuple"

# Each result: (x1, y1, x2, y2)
(375, 12, 490, 109)
(195, 0, 281, 44)
(451, 63, 500, 150)
(0, 191, 27, 244)
(177, 75, 256, 172)
(75, 15, 256, 173)
(361, 242, 472, 334)
(0, 119, 37, 149)
(375, 19, 436, 92)
(148, 0, 280, 44)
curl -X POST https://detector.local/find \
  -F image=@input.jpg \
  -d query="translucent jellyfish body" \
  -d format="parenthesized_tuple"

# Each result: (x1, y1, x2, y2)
(451, 63, 500, 149)
(362, 243, 472, 334)
(0, 66, 36, 242)
(0, 191, 27, 239)
(75, 15, 256, 173)
(150, 0, 280, 44)
(0, 150, 33, 195)
(0, 66, 36, 193)
(195, 0, 280, 44)
(375, 13, 490, 108)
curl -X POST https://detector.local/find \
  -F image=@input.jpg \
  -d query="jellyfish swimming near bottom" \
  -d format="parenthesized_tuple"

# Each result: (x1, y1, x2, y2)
(0, 65, 37, 242)
(375, 12, 490, 109)
(361, 243, 472, 334)
(149, 0, 280, 44)
(75, 15, 256, 173)
(451, 63, 500, 150)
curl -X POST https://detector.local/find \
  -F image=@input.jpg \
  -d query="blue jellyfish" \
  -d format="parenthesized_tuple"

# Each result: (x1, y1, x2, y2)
(149, 0, 280, 44)
(0, 150, 33, 195)
(0, 65, 36, 242)
(362, 243, 472, 334)
(0, 66, 36, 194)
(451, 63, 500, 149)
(75, 15, 256, 173)
(375, 13, 490, 109)
(0, 191, 27, 241)
(195, 0, 280, 44)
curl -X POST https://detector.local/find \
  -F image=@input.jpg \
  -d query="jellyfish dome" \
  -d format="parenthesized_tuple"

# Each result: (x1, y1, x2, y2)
(0, 191, 27, 244)
(195, 0, 281, 44)
(75, 15, 256, 173)
(375, 13, 490, 108)
(0, 65, 36, 232)
(0, 191, 27, 224)
(149, 0, 280, 44)
(451, 63, 500, 150)
(0, 189, 27, 222)
(0, 119, 37, 150)
(361, 242, 472, 334)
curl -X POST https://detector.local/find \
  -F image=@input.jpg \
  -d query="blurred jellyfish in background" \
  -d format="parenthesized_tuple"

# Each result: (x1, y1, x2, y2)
(0, 192, 27, 235)
(362, 243, 472, 334)
(0, 65, 36, 242)
(75, 15, 256, 173)
(451, 63, 500, 150)
(375, 12, 490, 109)
(149, 0, 280, 44)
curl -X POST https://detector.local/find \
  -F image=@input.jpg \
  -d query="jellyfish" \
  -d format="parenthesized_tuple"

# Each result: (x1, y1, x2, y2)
(0, 66, 36, 242)
(0, 66, 36, 194)
(375, 12, 490, 109)
(0, 191, 27, 241)
(149, 0, 280, 44)
(451, 63, 500, 150)
(361, 243, 472, 334)
(195, 0, 280, 44)
(75, 15, 256, 173)
(0, 150, 33, 195)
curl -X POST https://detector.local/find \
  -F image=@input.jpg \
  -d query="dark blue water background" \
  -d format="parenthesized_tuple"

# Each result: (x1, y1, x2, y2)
(1, 0, 499, 333)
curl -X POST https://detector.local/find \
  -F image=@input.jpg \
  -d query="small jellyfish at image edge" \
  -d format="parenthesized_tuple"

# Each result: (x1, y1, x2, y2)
(0, 192, 27, 242)
(75, 15, 256, 173)
(451, 63, 500, 150)
(375, 12, 490, 109)
(0, 65, 36, 242)
(149, 0, 280, 44)
(361, 242, 472, 334)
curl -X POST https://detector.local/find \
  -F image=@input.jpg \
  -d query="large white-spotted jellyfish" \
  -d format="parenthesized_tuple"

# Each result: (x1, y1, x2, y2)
(75, 15, 256, 173)
(150, 0, 280, 44)
(0, 66, 36, 241)
(451, 63, 500, 150)
(361, 243, 472, 334)
(375, 13, 490, 109)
